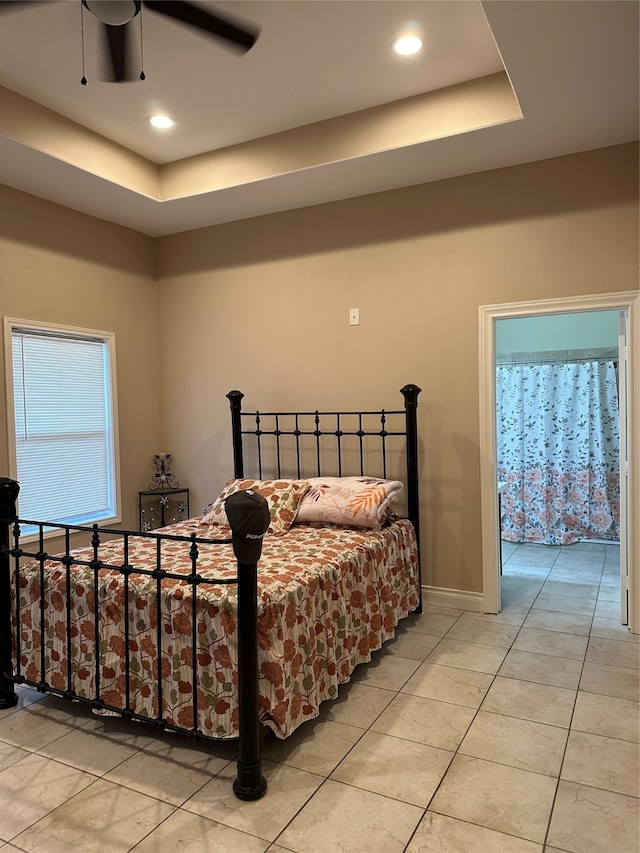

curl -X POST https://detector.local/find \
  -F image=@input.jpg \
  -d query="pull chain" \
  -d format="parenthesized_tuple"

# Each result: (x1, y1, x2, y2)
(80, 1, 87, 85)
(139, 3, 145, 80)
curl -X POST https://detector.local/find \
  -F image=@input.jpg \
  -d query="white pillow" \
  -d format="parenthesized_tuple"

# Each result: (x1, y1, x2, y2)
(295, 477, 403, 528)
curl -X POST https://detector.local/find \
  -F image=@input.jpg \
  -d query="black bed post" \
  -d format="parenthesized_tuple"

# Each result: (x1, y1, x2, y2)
(400, 384, 422, 614)
(227, 390, 245, 479)
(225, 489, 270, 801)
(233, 555, 267, 800)
(0, 478, 19, 709)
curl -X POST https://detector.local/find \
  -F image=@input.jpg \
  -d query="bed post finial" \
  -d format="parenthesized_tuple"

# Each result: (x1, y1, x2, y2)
(400, 384, 421, 405)
(0, 478, 19, 709)
(400, 385, 422, 613)
(227, 390, 245, 479)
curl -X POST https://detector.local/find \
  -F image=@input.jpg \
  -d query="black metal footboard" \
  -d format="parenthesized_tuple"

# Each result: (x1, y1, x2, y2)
(0, 478, 267, 800)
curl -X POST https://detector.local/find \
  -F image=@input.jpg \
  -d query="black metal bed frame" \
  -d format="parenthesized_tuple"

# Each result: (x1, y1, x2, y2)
(0, 384, 421, 801)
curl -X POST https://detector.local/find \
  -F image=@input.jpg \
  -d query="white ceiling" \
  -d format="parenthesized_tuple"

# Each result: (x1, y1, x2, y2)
(0, 0, 638, 237)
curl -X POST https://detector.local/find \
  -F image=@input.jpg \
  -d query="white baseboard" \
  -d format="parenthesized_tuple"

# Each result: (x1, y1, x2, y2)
(422, 585, 484, 612)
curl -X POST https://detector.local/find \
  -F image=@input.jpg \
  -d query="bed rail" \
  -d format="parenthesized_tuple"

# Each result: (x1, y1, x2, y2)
(227, 384, 422, 610)
(0, 478, 267, 800)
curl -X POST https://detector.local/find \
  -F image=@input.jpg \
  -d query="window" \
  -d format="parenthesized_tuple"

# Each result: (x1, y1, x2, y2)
(4, 318, 120, 534)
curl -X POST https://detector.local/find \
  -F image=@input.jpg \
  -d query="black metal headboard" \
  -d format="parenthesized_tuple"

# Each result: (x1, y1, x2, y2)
(227, 384, 422, 566)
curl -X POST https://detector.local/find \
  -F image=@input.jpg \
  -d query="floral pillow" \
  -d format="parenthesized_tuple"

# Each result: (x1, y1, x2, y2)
(202, 479, 311, 535)
(295, 476, 404, 528)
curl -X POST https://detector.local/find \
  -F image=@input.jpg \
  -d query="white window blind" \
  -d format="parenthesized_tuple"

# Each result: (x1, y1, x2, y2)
(8, 323, 119, 530)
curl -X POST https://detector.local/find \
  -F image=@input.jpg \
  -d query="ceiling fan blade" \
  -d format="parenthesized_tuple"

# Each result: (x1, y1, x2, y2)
(102, 22, 135, 82)
(142, 1, 258, 53)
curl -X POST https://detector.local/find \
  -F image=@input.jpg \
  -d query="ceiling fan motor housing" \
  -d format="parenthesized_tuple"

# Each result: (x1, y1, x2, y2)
(83, 1, 141, 27)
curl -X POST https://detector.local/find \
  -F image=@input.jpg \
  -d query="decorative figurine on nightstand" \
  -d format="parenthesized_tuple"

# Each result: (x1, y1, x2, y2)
(149, 452, 180, 490)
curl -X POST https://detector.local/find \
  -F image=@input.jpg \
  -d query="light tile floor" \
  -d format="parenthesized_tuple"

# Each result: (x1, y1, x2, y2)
(0, 542, 638, 853)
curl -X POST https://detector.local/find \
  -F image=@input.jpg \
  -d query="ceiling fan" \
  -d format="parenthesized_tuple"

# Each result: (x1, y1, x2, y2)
(0, 0, 259, 82)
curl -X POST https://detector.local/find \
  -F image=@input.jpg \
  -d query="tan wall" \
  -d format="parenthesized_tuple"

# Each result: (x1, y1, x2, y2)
(157, 143, 639, 595)
(1, 144, 637, 592)
(0, 185, 161, 529)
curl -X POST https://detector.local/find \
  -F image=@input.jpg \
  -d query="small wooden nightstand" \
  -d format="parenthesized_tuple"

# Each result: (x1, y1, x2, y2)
(138, 488, 190, 532)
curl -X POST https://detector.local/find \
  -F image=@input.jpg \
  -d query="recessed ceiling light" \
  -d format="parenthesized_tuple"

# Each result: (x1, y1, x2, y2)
(393, 35, 423, 56)
(149, 115, 174, 129)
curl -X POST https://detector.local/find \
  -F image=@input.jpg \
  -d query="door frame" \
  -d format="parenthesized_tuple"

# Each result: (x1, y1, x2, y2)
(479, 291, 639, 633)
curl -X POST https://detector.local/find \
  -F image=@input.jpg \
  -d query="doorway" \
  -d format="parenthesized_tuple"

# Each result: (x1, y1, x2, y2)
(479, 292, 639, 634)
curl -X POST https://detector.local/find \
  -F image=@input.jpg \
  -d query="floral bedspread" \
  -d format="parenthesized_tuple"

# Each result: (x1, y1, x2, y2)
(12, 517, 419, 739)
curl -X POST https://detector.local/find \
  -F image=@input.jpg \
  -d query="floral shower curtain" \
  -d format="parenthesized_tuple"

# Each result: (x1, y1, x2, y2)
(497, 360, 620, 545)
